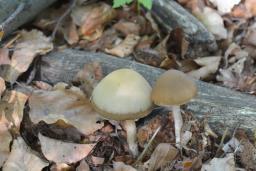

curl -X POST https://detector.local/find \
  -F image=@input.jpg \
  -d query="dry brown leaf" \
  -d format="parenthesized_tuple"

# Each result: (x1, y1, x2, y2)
(0, 30, 53, 84)
(61, 17, 79, 45)
(113, 21, 140, 36)
(113, 161, 137, 171)
(76, 160, 90, 171)
(71, 2, 116, 40)
(209, 0, 241, 13)
(105, 34, 140, 57)
(194, 7, 227, 40)
(29, 83, 104, 135)
(39, 133, 95, 164)
(73, 62, 103, 97)
(0, 48, 10, 65)
(3, 137, 48, 171)
(134, 49, 163, 67)
(0, 90, 28, 128)
(0, 114, 12, 166)
(143, 143, 178, 171)
(201, 153, 235, 171)
(0, 77, 5, 97)
(187, 56, 221, 79)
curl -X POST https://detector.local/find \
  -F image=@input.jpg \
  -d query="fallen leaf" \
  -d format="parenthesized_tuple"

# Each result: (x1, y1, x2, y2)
(113, 161, 137, 171)
(105, 34, 140, 57)
(194, 7, 227, 40)
(0, 90, 28, 128)
(0, 48, 10, 65)
(29, 83, 104, 135)
(0, 114, 12, 166)
(71, 2, 116, 40)
(91, 156, 105, 166)
(76, 160, 90, 171)
(187, 56, 221, 79)
(39, 133, 95, 164)
(2, 137, 49, 171)
(201, 153, 235, 171)
(243, 23, 256, 47)
(143, 143, 178, 171)
(0, 77, 5, 96)
(113, 21, 140, 36)
(134, 48, 163, 67)
(73, 62, 103, 97)
(209, 0, 241, 13)
(245, 0, 256, 16)
(0, 30, 53, 84)
(61, 17, 79, 45)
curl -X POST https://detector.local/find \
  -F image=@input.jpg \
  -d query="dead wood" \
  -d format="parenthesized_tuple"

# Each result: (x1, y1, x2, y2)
(38, 49, 256, 133)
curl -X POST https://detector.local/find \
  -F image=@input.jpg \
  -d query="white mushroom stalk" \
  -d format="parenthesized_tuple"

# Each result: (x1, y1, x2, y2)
(168, 105, 183, 148)
(123, 120, 138, 157)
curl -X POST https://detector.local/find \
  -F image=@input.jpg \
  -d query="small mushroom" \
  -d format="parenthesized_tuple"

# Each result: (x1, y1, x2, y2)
(91, 68, 153, 157)
(151, 69, 197, 148)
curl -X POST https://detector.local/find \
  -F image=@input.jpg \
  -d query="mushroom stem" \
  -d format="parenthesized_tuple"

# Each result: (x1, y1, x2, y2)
(169, 105, 183, 148)
(123, 120, 138, 157)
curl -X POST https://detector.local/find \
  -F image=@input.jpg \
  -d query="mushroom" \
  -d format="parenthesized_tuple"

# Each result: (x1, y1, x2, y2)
(151, 69, 197, 148)
(91, 68, 153, 157)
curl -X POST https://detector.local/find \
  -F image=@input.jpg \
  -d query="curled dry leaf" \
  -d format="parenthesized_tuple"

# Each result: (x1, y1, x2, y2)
(143, 143, 178, 171)
(71, 2, 116, 40)
(194, 7, 227, 40)
(0, 30, 53, 84)
(29, 83, 104, 135)
(105, 34, 140, 57)
(2, 137, 48, 171)
(39, 133, 95, 164)
(209, 0, 241, 13)
(201, 153, 235, 171)
(187, 56, 221, 79)
(0, 77, 5, 97)
(113, 21, 140, 36)
(0, 90, 28, 128)
(113, 161, 137, 171)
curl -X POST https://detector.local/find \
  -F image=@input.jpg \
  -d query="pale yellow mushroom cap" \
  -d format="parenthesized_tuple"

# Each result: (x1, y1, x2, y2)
(91, 68, 153, 120)
(151, 70, 197, 106)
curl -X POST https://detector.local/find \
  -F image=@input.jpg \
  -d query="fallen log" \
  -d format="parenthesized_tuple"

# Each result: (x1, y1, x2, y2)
(0, 0, 57, 39)
(152, 0, 218, 57)
(39, 49, 256, 133)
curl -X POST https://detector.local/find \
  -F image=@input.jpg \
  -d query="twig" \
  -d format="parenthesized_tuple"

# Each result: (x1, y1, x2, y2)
(51, 0, 77, 41)
(0, 2, 25, 40)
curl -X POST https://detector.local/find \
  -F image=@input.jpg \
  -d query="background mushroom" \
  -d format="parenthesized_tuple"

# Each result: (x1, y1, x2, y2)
(151, 69, 197, 148)
(91, 68, 153, 157)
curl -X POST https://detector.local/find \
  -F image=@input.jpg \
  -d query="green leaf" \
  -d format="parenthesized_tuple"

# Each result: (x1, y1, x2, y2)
(113, 0, 133, 8)
(138, 0, 152, 10)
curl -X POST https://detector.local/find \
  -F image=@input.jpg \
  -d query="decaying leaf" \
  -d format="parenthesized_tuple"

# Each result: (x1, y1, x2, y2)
(0, 90, 28, 128)
(113, 161, 137, 171)
(187, 56, 221, 79)
(0, 77, 5, 96)
(209, 0, 241, 13)
(39, 133, 95, 164)
(71, 2, 116, 40)
(73, 62, 103, 97)
(105, 34, 140, 57)
(201, 153, 235, 171)
(2, 137, 48, 171)
(29, 83, 104, 135)
(0, 114, 12, 166)
(0, 30, 53, 84)
(194, 7, 227, 40)
(76, 160, 90, 171)
(113, 21, 140, 36)
(143, 143, 178, 171)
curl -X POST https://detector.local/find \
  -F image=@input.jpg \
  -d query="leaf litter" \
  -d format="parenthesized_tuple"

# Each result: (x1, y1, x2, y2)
(0, 0, 256, 170)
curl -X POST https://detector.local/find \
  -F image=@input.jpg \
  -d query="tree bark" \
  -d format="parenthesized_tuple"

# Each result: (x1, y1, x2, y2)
(152, 0, 218, 58)
(0, 0, 57, 39)
(39, 49, 256, 133)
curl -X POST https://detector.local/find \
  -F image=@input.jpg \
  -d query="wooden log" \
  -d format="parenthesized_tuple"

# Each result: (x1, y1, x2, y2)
(39, 49, 256, 133)
(0, 0, 57, 39)
(152, 0, 218, 57)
